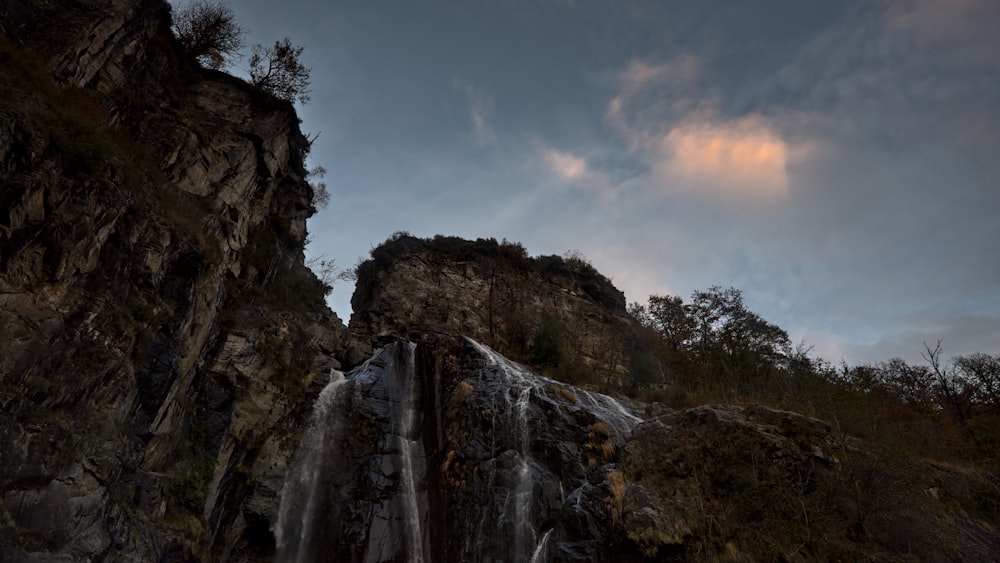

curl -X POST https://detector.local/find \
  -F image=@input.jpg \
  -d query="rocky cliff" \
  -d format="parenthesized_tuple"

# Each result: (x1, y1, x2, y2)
(348, 234, 639, 386)
(263, 334, 1000, 562)
(1, 1, 346, 560)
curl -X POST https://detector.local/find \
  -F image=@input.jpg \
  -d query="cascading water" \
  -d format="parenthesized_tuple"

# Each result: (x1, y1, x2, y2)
(576, 388, 643, 441)
(466, 339, 641, 437)
(530, 529, 553, 563)
(468, 339, 542, 560)
(274, 337, 644, 563)
(274, 343, 428, 563)
(348, 342, 428, 563)
(396, 343, 426, 563)
(466, 338, 643, 562)
(273, 369, 351, 562)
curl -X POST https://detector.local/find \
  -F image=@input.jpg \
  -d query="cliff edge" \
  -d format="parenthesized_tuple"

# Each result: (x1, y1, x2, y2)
(1, 1, 347, 560)
(349, 233, 640, 387)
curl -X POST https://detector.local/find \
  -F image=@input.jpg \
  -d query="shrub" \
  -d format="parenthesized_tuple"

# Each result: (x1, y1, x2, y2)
(530, 314, 563, 368)
(172, 0, 244, 69)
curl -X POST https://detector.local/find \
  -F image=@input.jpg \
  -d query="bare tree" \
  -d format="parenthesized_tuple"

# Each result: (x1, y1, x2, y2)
(249, 38, 311, 104)
(172, 0, 244, 69)
(923, 341, 974, 423)
(305, 255, 336, 295)
(954, 353, 1000, 411)
(307, 166, 329, 208)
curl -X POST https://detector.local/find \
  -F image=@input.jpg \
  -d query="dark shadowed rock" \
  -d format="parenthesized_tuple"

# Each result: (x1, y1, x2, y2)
(1, 1, 346, 560)
(621, 404, 1000, 561)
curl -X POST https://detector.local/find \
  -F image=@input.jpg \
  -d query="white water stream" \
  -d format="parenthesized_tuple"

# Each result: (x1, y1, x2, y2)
(275, 339, 641, 562)
(466, 338, 642, 562)
(273, 369, 350, 562)
(397, 343, 426, 563)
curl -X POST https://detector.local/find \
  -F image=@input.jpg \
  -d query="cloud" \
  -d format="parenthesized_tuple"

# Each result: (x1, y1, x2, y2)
(607, 58, 793, 200)
(544, 148, 588, 180)
(453, 77, 495, 145)
(885, 0, 1000, 45)
(606, 57, 701, 147)
(539, 147, 618, 198)
(652, 113, 790, 198)
(834, 314, 1000, 365)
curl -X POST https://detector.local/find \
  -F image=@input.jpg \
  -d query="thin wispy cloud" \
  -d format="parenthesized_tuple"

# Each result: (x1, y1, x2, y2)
(606, 57, 701, 149)
(886, 0, 1000, 45)
(540, 147, 616, 197)
(453, 76, 496, 145)
(544, 148, 588, 180)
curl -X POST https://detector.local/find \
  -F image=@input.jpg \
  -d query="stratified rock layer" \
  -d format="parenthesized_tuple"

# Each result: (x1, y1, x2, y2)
(349, 235, 638, 382)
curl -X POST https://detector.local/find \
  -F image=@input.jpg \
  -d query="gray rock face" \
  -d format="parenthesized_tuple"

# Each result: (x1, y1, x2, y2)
(273, 334, 648, 563)
(1, 1, 346, 560)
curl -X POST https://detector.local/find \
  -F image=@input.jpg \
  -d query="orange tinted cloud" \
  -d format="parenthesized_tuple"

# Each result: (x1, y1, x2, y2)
(606, 58, 793, 201)
(653, 115, 790, 198)
(541, 148, 617, 198)
(544, 149, 588, 180)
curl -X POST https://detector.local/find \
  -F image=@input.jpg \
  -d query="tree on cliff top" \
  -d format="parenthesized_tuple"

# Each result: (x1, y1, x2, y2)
(249, 38, 311, 105)
(172, 0, 244, 70)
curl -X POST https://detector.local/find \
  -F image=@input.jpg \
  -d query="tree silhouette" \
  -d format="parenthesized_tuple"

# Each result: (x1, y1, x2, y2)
(249, 38, 311, 104)
(172, 0, 244, 69)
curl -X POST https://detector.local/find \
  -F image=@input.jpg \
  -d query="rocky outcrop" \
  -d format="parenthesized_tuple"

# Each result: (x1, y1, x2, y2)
(621, 404, 1000, 561)
(272, 335, 1000, 562)
(349, 235, 639, 384)
(0, 1, 347, 560)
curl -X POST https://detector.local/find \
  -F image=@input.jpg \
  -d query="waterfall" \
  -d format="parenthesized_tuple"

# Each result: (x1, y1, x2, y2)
(274, 343, 428, 563)
(397, 343, 426, 563)
(530, 529, 553, 563)
(275, 338, 644, 562)
(468, 339, 541, 560)
(466, 337, 644, 562)
(351, 342, 428, 563)
(465, 338, 641, 440)
(576, 389, 643, 442)
(273, 369, 350, 562)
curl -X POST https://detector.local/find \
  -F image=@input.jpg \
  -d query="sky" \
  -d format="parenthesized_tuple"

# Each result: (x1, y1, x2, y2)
(183, 0, 999, 365)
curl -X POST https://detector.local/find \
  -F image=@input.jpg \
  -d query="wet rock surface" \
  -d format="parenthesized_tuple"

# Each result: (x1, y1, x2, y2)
(272, 336, 1000, 562)
(273, 335, 648, 563)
